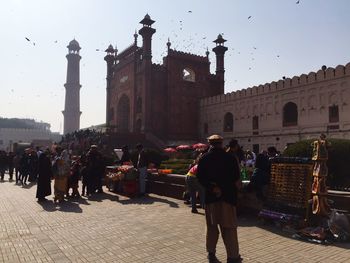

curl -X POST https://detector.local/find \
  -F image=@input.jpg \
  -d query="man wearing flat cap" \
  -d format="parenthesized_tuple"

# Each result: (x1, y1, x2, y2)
(197, 135, 242, 263)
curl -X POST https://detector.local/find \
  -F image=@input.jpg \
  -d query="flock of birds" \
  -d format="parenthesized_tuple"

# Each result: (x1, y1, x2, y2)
(17, 0, 303, 98)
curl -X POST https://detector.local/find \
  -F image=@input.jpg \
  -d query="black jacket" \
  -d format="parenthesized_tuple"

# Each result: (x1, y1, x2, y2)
(197, 147, 240, 205)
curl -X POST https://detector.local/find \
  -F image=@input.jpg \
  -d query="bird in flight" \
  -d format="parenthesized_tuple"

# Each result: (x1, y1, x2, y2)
(296, 0, 300, 4)
(188, 10, 192, 13)
(248, 16, 252, 19)
(25, 37, 30, 41)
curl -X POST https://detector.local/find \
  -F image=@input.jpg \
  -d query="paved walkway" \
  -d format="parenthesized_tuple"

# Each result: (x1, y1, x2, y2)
(0, 179, 349, 263)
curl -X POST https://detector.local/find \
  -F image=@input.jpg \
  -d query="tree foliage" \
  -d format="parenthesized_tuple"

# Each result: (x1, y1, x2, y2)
(283, 138, 350, 189)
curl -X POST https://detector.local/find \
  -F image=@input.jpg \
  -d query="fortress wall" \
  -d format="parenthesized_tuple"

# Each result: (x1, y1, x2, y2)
(199, 62, 350, 151)
(201, 63, 349, 106)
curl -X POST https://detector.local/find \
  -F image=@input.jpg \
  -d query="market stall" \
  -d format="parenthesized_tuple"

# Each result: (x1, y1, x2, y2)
(105, 164, 139, 196)
(259, 157, 314, 226)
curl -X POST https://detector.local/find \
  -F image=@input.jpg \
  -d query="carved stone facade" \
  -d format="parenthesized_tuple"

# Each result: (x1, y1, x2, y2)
(200, 64, 350, 152)
(105, 15, 225, 142)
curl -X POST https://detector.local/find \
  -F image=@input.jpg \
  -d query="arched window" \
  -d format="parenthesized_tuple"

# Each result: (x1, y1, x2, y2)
(182, 68, 196, 82)
(283, 102, 298, 127)
(117, 94, 130, 132)
(136, 97, 142, 113)
(252, 116, 259, 130)
(329, 105, 339, 123)
(223, 112, 234, 132)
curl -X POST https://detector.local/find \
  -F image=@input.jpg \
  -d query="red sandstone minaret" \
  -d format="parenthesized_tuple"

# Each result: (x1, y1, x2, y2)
(62, 39, 82, 135)
(212, 34, 228, 92)
(138, 14, 156, 132)
(104, 44, 115, 127)
(138, 14, 156, 60)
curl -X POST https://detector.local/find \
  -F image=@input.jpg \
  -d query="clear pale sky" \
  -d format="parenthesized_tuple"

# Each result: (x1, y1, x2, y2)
(1, 0, 349, 133)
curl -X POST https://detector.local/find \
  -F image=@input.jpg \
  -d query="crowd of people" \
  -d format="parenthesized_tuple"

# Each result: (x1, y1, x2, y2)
(0, 133, 281, 263)
(60, 129, 105, 155)
(185, 139, 279, 212)
(0, 145, 106, 203)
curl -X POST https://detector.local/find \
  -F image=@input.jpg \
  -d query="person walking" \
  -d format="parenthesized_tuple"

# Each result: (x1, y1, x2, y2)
(36, 149, 52, 202)
(197, 135, 242, 263)
(185, 153, 206, 213)
(0, 151, 7, 181)
(52, 148, 70, 203)
(7, 152, 15, 181)
(19, 150, 30, 185)
(135, 144, 148, 197)
(28, 150, 39, 182)
(86, 145, 105, 195)
(67, 156, 81, 198)
(119, 145, 131, 165)
(13, 153, 20, 184)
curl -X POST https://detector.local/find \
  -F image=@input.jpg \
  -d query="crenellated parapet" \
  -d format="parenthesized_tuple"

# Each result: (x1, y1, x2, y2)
(201, 62, 350, 106)
(168, 49, 209, 63)
(152, 63, 166, 72)
(116, 44, 139, 60)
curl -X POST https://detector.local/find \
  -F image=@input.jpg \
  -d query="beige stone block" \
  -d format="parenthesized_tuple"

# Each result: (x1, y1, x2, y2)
(291, 76, 299, 87)
(345, 62, 350, 75)
(335, 65, 345, 77)
(326, 67, 335, 79)
(308, 71, 316, 83)
(277, 80, 284, 89)
(316, 69, 325, 81)
(300, 74, 308, 85)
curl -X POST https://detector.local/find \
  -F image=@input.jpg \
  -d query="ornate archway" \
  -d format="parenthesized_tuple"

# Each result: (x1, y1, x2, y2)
(117, 94, 130, 132)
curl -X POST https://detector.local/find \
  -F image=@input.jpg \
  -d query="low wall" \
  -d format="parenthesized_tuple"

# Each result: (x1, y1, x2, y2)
(147, 173, 186, 199)
(145, 174, 350, 214)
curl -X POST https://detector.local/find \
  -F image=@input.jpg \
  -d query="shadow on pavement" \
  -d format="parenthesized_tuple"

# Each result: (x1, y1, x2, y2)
(22, 182, 36, 189)
(37, 200, 57, 212)
(118, 195, 179, 208)
(37, 199, 83, 213)
(58, 201, 83, 213)
(87, 192, 120, 202)
(69, 196, 90, 205)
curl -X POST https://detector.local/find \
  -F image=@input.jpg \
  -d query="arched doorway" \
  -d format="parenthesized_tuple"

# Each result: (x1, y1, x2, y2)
(117, 95, 130, 132)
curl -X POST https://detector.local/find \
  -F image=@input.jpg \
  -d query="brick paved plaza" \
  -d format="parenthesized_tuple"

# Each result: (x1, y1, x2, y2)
(0, 180, 349, 263)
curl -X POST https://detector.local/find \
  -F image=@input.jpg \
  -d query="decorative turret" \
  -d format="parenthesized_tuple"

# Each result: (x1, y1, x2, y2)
(138, 14, 156, 60)
(104, 44, 115, 125)
(67, 39, 81, 53)
(167, 38, 171, 53)
(212, 34, 228, 83)
(104, 44, 115, 80)
(62, 39, 82, 134)
(134, 30, 138, 46)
